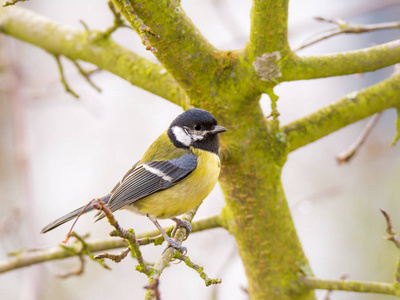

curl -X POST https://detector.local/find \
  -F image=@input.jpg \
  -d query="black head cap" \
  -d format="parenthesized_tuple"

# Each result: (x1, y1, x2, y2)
(167, 108, 226, 154)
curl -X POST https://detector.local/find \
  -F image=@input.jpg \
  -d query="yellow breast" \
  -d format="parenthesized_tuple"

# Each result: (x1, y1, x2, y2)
(128, 148, 221, 219)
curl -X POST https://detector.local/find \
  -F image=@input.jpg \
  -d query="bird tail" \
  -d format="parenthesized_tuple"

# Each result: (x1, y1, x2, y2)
(40, 194, 111, 234)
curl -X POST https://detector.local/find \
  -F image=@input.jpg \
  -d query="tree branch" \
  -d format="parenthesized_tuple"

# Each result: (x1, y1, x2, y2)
(53, 54, 79, 98)
(300, 277, 397, 296)
(283, 39, 400, 81)
(70, 59, 102, 93)
(2, 0, 27, 6)
(297, 209, 400, 297)
(0, 5, 188, 107)
(391, 107, 400, 146)
(282, 72, 400, 152)
(294, 18, 400, 52)
(111, 0, 220, 102)
(336, 112, 382, 164)
(176, 252, 222, 286)
(380, 208, 400, 294)
(145, 206, 199, 299)
(0, 214, 222, 274)
(245, 0, 290, 59)
(116, 1, 159, 52)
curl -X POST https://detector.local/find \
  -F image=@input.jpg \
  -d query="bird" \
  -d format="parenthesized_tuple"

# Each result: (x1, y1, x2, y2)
(41, 108, 227, 253)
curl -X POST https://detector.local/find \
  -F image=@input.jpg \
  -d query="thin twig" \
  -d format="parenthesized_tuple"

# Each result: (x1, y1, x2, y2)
(336, 112, 382, 164)
(103, 1, 131, 37)
(295, 18, 400, 52)
(143, 277, 161, 300)
(391, 108, 400, 146)
(380, 208, 400, 249)
(56, 255, 85, 278)
(70, 59, 102, 92)
(120, 0, 159, 52)
(91, 200, 150, 274)
(94, 247, 131, 263)
(85, 68, 102, 76)
(145, 206, 199, 299)
(2, 0, 28, 7)
(79, 20, 90, 32)
(175, 252, 222, 286)
(58, 232, 111, 277)
(53, 55, 79, 98)
(380, 208, 400, 294)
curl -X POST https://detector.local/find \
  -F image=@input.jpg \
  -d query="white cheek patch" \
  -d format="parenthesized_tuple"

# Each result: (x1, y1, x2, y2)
(172, 126, 191, 146)
(143, 164, 173, 182)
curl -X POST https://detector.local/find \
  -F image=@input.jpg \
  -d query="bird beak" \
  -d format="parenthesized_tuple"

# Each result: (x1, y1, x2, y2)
(210, 125, 227, 134)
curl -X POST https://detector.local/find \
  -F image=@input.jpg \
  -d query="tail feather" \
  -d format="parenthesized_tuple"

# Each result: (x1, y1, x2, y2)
(40, 194, 111, 234)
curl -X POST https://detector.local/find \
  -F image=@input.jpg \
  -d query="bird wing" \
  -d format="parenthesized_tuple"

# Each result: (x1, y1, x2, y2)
(108, 161, 140, 194)
(103, 153, 198, 215)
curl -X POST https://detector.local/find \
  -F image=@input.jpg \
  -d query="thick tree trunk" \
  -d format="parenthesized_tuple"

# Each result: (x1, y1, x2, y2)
(217, 104, 315, 299)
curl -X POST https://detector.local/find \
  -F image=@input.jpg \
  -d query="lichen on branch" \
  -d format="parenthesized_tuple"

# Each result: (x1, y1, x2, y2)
(282, 73, 400, 152)
(284, 39, 400, 81)
(0, 5, 188, 107)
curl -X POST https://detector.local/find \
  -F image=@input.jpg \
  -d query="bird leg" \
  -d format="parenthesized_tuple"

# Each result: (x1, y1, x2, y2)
(171, 217, 192, 240)
(147, 215, 187, 254)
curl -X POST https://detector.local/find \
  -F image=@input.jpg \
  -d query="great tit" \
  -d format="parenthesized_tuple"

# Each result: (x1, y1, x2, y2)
(41, 108, 227, 253)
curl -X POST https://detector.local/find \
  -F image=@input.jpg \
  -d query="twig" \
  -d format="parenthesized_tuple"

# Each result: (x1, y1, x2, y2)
(240, 286, 249, 294)
(143, 277, 161, 300)
(295, 18, 400, 52)
(70, 59, 102, 93)
(380, 208, 400, 249)
(300, 276, 396, 295)
(336, 112, 382, 164)
(144, 206, 199, 299)
(118, 0, 159, 52)
(380, 208, 400, 295)
(53, 55, 79, 98)
(103, 1, 131, 37)
(91, 200, 150, 274)
(175, 252, 222, 286)
(56, 255, 85, 278)
(79, 20, 90, 32)
(57, 232, 110, 277)
(266, 88, 280, 120)
(94, 247, 131, 263)
(2, 0, 28, 7)
(0, 214, 222, 273)
(391, 108, 400, 146)
(85, 68, 102, 76)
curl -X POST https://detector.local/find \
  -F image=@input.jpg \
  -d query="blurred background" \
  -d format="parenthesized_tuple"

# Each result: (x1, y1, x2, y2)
(1, 0, 400, 299)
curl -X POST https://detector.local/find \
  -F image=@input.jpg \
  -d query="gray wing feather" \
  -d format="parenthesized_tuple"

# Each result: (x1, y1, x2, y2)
(41, 154, 198, 232)
(98, 153, 198, 219)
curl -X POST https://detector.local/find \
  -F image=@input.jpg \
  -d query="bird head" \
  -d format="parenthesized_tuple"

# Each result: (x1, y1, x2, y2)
(168, 108, 227, 154)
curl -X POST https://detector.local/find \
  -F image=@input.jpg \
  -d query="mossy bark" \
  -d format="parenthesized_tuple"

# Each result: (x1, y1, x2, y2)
(218, 105, 313, 299)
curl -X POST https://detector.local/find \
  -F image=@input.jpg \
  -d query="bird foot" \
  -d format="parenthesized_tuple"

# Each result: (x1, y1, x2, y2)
(162, 237, 187, 255)
(171, 218, 192, 240)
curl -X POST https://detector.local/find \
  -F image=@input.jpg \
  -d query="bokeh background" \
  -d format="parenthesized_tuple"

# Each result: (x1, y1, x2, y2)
(1, 0, 400, 299)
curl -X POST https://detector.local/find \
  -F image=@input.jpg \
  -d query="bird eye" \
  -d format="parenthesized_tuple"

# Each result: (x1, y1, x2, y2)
(194, 125, 202, 131)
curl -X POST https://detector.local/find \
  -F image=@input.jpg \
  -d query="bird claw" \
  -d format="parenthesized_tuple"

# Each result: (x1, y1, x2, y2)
(162, 237, 187, 255)
(171, 218, 192, 240)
